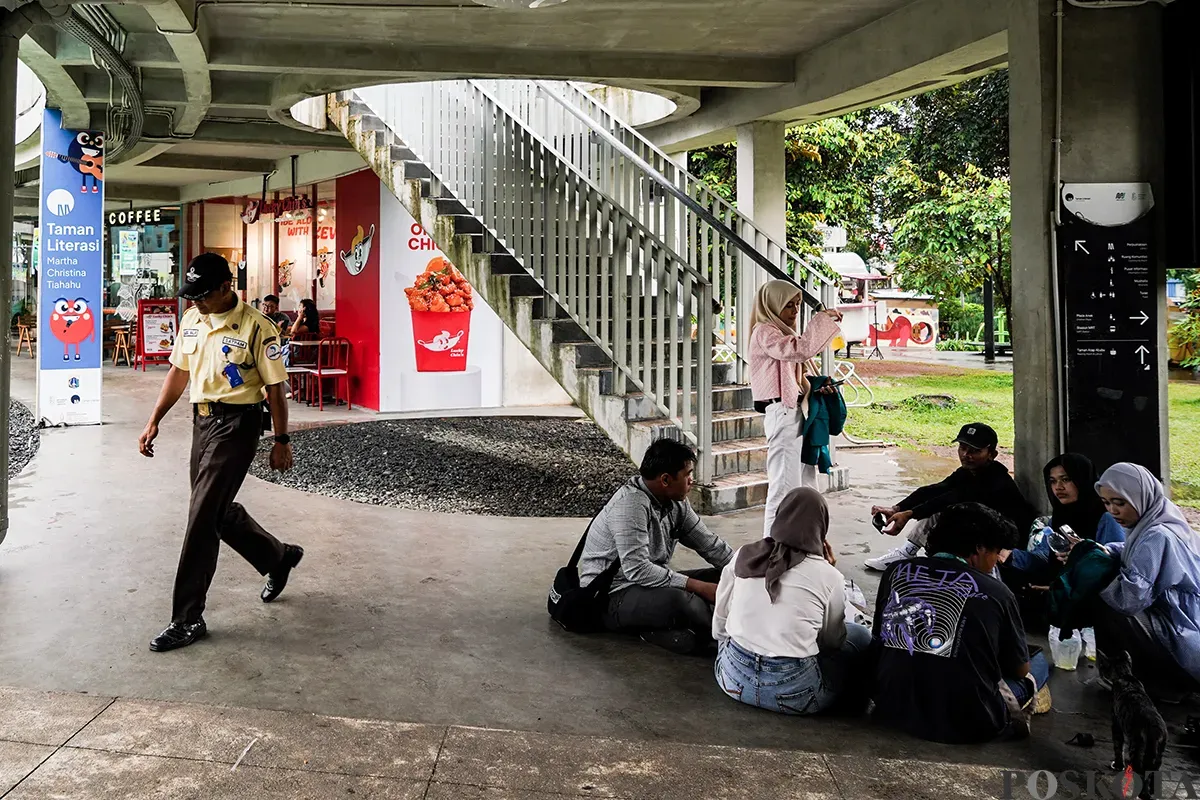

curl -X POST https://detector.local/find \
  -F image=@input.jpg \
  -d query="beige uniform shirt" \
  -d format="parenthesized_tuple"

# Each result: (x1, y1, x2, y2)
(169, 297, 288, 404)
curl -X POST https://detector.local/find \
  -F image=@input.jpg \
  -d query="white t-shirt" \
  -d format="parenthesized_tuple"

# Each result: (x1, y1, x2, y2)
(712, 550, 847, 659)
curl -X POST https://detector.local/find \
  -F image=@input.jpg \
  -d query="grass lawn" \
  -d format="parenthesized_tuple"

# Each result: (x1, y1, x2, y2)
(846, 361, 1200, 508)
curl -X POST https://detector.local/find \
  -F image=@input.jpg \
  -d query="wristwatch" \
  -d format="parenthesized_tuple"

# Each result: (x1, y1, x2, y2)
(273, 434, 291, 445)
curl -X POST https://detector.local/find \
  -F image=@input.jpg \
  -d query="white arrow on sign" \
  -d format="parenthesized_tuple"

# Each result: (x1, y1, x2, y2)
(1135, 344, 1149, 364)
(1074, 240, 1090, 254)
(1130, 311, 1149, 325)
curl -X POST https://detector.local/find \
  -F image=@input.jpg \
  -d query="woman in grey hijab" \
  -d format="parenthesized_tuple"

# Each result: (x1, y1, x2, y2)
(1092, 462, 1200, 691)
(712, 487, 871, 715)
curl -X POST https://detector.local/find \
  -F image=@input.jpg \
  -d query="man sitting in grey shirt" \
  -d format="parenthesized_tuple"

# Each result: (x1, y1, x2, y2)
(579, 439, 734, 655)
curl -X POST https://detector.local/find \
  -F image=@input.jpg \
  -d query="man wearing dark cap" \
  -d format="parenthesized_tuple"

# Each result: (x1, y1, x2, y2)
(138, 253, 305, 652)
(865, 423, 1037, 571)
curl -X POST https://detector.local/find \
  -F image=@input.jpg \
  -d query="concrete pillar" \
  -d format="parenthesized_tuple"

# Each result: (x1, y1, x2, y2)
(735, 121, 787, 242)
(0, 16, 21, 545)
(1008, 0, 1060, 506)
(1009, 0, 1168, 505)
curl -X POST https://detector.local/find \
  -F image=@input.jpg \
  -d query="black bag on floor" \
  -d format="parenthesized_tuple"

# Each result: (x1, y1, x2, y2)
(548, 521, 620, 633)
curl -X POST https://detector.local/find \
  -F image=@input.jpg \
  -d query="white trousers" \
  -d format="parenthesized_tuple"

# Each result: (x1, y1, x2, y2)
(762, 403, 818, 538)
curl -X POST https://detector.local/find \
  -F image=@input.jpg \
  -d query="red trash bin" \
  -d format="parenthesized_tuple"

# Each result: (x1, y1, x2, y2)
(411, 309, 472, 372)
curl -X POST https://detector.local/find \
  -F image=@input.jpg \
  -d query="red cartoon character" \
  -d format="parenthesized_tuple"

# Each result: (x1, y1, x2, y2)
(49, 297, 97, 360)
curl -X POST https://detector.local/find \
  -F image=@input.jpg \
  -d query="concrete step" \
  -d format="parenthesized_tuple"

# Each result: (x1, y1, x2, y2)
(692, 465, 852, 515)
(692, 471, 769, 515)
(624, 384, 752, 420)
(710, 437, 767, 478)
(711, 409, 765, 443)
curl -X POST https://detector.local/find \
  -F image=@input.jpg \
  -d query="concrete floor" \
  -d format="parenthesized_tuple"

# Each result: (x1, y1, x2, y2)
(0, 355, 1194, 797)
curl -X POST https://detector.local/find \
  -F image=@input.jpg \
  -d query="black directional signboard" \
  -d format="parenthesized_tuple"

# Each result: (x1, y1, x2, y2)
(1058, 183, 1160, 476)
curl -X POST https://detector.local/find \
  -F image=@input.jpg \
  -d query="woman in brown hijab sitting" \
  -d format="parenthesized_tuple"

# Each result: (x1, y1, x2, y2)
(712, 487, 871, 715)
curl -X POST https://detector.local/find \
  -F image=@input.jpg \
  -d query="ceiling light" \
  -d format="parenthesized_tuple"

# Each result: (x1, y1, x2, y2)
(471, 0, 569, 8)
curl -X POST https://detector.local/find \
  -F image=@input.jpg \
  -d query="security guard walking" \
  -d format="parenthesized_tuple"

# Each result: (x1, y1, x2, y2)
(139, 253, 304, 652)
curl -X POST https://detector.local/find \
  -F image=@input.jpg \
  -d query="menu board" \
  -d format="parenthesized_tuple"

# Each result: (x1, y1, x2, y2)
(137, 299, 179, 368)
(1058, 183, 1160, 475)
(141, 311, 176, 356)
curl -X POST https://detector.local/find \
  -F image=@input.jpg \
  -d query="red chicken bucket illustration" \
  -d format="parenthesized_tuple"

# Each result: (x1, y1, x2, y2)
(406, 257, 474, 372)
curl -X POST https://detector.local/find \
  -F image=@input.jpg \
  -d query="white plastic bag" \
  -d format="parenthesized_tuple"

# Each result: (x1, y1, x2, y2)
(1048, 625, 1082, 671)
(1081, 627, 1097, 661)
(844, 578, 870, 628)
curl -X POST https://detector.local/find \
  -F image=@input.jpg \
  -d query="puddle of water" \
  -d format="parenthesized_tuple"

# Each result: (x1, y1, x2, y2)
(888, 449, 960, 489)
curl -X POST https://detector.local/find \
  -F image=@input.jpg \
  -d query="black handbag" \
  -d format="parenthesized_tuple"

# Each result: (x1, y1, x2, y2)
(547, 520, 621, 633)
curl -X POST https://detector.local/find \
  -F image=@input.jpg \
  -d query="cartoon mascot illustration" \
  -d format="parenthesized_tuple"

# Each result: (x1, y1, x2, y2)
(47, 132, 105, 194)
(340, 224, 375, 275)
(49, 297, 97, 361)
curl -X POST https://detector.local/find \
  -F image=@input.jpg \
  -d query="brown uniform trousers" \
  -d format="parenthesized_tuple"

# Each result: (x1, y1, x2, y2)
(172, 404, 285, 624)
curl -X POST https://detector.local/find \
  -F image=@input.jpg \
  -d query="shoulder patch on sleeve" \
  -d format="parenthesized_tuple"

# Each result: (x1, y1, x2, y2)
(266, 342, 283, 361)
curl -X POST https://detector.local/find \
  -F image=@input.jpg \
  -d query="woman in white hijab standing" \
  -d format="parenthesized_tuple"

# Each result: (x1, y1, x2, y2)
(1093, 462, 1200, 690)
(748, 280, 842, 538)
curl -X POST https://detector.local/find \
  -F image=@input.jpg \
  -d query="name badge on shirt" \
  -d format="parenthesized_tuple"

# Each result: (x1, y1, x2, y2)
(221, 336, 248, 349)
(181, 329, 199, 338)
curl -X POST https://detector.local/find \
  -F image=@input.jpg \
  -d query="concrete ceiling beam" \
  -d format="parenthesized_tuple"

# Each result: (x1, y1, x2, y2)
(141, 153, 278, 173)
(648, 0, 1011, 151)
(189, 120, 350, 149)
(137, 0, 212, 135)
(208, 38, 794, 87)
(123, 32, 180, 68)
(18, 26, 89, 129)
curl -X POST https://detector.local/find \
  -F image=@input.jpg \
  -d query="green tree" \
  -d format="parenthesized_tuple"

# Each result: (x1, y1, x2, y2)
(886, 162, 1013, 331)
(899, 71, 1010, 182)
(1170, 271, 1200, 368)
(688, 111, 900, 263)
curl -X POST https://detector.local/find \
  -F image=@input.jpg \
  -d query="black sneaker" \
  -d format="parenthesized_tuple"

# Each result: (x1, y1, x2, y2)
(261, 545, 304, 603)
(149, 619, 207, 652)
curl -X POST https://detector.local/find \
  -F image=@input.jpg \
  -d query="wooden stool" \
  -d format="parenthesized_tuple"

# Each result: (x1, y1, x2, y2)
(15, 322, 34, 357)
(112, 327, 132, 367)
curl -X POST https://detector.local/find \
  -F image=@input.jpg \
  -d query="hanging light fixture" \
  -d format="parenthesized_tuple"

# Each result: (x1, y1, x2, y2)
(471, 0, 570, 8)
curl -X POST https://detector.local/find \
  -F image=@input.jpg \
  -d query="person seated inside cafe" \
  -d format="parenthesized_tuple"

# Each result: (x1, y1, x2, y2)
(713, 487, 872, 715)
(261, 294, 291, 335)
(870, 502, 1051, 743)
(290, 298, 321, 337)
(577, 439, 734, 655)
(865, 423, 1037, 571)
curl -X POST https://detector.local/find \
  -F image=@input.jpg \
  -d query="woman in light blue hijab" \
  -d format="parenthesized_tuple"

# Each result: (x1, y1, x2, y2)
(1094, 462, 1200, 691)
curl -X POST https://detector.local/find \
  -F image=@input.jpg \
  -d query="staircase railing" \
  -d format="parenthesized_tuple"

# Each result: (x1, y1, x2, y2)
(353, 83, 714, 479)
(471, 79, 840, 381)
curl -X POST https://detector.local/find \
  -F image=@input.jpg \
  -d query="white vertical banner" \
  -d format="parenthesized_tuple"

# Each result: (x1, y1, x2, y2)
(377, 188, 503, 412)
(36, 109, 105, 426)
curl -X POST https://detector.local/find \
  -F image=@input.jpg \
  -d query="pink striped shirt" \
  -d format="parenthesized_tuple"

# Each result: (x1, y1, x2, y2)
(749, 315, 841, 408)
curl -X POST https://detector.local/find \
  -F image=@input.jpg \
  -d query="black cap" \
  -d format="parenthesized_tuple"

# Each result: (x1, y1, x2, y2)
(953, 423, 998, 450)
(178, 253, 233, 300)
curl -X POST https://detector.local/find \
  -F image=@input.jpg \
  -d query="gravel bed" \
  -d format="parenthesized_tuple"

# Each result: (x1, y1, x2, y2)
(250, 417, 635, 517)
(9, 400, 38, 476)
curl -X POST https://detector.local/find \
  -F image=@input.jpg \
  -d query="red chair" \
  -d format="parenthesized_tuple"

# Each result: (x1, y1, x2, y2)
(305, 337, 351, 410)
(286, 332, 319, 400)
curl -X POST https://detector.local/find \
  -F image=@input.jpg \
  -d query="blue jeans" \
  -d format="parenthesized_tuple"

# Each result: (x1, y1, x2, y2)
(714, 623, 873, 715)
(1003, 650, 1050, 707)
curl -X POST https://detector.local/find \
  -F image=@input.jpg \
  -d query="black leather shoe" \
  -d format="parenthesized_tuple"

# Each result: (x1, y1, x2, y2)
(262, 545, 304, 603)
(149, 619, 207, 652)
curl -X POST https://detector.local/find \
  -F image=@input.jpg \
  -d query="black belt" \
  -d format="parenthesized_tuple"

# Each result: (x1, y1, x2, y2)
(193, 401, 259, 418)
(753, 397, 782, 414)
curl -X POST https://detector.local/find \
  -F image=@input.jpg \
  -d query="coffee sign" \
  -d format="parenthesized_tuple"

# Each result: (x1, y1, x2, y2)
(107, 207, 169, 226)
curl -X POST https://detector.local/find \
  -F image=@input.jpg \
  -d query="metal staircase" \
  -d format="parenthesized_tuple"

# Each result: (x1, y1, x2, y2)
(327, 81, 841, 513)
